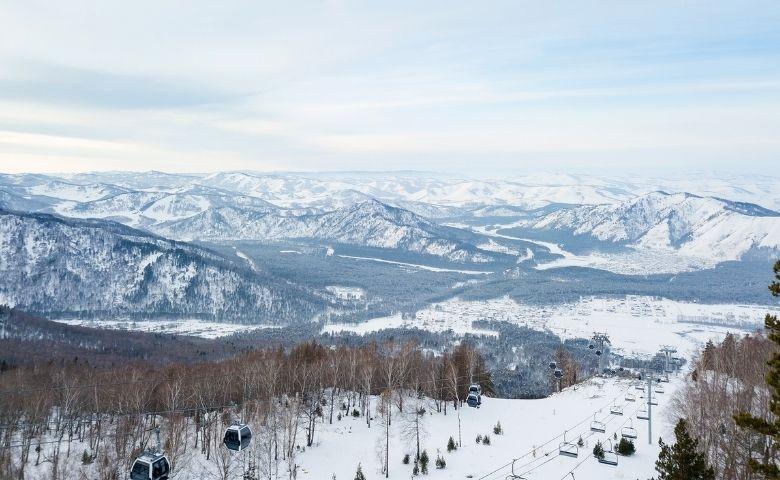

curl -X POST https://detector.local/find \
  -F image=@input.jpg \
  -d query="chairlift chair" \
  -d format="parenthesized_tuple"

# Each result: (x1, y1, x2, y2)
(637, 407, 649, 420)
(610, 404, 623, 415)
(223, 423, 252, 452)
(621, 420, 638, 439)
(130, 452, 170, 480)
(649, 397, 658, 406)
(559, 431, 579, 458)
(655, 385, 665, 394)
(506, 458, 528, 479)
(625, 392, 636, 402)
(597, 440, 619, 466)
(590, 414, 606, 433)
(634, 383, 644, 391)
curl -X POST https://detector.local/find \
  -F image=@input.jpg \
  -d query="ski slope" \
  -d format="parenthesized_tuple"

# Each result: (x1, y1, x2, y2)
(290, 376, 678, 480)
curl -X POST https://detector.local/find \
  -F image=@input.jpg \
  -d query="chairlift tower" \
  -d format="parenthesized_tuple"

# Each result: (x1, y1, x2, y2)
(590, 333, 611, 373)
(660, 346, 677, 373)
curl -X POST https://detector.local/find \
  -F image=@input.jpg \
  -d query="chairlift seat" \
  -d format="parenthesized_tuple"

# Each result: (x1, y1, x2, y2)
(621, 426, 638, 439)
(654, 386, 665, 394)
(559, 442, 579, 458)
(590, 420, 606, 433)
(598, 451, 619, 466)
(624, 393, 636, 402)
(610, 405, 623, 415)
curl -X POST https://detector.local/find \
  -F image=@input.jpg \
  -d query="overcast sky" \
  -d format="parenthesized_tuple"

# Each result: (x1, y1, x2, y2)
(1, 1, 779, 174)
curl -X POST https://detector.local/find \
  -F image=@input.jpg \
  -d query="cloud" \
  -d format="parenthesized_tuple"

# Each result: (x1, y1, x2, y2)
(0, 1, 779, 173)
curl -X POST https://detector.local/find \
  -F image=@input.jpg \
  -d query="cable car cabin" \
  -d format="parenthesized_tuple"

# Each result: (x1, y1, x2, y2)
(467, 393, 481, 408)
(468, 384, 482, 398)
(130, 452, 170, 480)
(625, 393, 636, 402)
(223, 424, 252, 452)
(559, 441, 578, 458)
(609, 405, 623, 415)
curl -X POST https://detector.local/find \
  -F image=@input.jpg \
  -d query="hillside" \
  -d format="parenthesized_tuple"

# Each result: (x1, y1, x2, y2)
(0, 209, 323, 322)
(155, 199, 495, 263)
(523, 191, 780, 262)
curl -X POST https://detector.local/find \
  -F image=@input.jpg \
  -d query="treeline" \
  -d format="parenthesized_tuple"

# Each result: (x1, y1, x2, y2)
(671, 332, 777, 479)
(0, 339, 491, 479)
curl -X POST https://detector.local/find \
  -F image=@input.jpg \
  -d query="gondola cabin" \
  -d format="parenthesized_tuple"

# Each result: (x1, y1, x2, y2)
(130, 452, 170, 480)
(467, 393, 480, 408)
(224, 424, 252, 452)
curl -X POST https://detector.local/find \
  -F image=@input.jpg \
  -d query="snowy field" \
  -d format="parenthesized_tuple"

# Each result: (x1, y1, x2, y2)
(325, 295, 775, 357)
(337, 254, 494, 274)
(283, 376, 679, 480)
(52, 318, 281, 338)
(470, 224, 717, 274)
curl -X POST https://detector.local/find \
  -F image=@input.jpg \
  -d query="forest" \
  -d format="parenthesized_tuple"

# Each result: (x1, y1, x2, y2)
(0, 332, 492, 479)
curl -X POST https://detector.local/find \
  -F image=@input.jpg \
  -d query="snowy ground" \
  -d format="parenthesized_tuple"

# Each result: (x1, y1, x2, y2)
(325, 295, 774, 357)
(470, 224, 715, 275)
(52, 318, 281, 338)
(337, 254, 494, 274)
(291, 375, 679, 480)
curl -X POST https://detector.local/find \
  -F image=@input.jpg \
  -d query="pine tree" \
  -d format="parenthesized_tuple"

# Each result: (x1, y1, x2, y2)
(354, 463, 366, 480)
(653, 419, 715, 480)
(593, 440, 605, 460)
(734, 260, 780, 478)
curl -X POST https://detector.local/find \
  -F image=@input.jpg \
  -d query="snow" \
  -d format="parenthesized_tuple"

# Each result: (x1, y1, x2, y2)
(325, 285, 366, 300)
(330, 295, 773, 357)
(51, 318, 281, 338)
(337, 254, 494, 275)
(279, 376, 679, 480)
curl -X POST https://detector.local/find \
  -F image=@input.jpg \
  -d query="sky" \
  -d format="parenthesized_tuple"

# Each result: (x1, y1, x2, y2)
(0, 1, 779, 175)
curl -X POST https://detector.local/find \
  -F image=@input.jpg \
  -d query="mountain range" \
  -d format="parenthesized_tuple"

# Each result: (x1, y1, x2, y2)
(523, 191, 780, 262)
(1, 171, 779, 323)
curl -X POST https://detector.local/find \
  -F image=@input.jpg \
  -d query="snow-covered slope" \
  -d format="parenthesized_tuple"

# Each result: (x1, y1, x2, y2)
(54, 187, 279, 227)
(156, 200, 494, 263)
(525, 191, 780, 262)
(0, 209, 323, 322)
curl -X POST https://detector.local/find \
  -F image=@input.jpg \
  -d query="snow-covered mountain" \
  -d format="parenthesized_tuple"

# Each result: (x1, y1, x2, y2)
(524, 191, 780, 262)
(53, 186, 280, 227)
(155, 199, 494, 263)
(0, 209, 323, 322)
